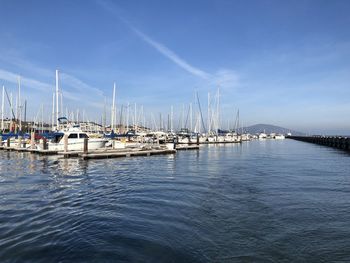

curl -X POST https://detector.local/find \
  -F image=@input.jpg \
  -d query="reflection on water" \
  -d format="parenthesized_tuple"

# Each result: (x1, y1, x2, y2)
(1, 140, 350, 262)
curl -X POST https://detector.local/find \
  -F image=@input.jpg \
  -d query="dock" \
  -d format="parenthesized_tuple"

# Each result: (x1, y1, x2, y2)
(81, 148, 176, 160)
(288, 136, 350, 151)
(0, 141, 178, 160)
(175, 144, 200, 150)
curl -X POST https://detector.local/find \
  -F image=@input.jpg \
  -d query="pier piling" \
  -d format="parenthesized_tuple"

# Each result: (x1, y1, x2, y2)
(30, 132, 35, 149)
(64, 135, 68, 152)
(17, 136, 22, 148)
(43, 138, 48, 150)
(83, 138, 88, 154)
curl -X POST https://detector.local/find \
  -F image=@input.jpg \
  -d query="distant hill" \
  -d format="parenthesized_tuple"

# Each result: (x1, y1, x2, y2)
(243, 124, 305, 136)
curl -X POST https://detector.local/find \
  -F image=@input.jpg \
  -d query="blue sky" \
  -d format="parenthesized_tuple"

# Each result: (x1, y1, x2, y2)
(0, 0, 350, 134)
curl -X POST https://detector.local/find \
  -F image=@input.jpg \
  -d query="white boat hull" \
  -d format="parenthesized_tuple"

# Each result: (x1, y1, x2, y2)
(43, 139, 106, 151)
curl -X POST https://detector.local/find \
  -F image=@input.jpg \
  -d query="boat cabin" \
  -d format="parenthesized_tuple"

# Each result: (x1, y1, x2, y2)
(50, 132, 89, 143)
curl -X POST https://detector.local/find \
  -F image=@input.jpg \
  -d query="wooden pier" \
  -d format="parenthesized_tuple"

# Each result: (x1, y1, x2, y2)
(288, 136, 350, 151)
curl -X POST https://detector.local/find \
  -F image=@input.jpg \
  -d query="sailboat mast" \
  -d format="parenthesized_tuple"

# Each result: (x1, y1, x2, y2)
(207, 92, 210, 134)
(55, 70, 59, 128)
(18, 76, 21, 132)
(217, 87, 220, 132)
(41, 104, 44, 133)
(182, 104, 185, 129)
(190, 103, 193, 132)
(134, 103, 137, 131)
(103, 97, 106, 132)
(60, 90, 63, 120)
(170, 105, 173, 132)
(10, 93, 13, 132)
(15, 96, 18, 130)
(24, 100, 27, 130)
(111, 82, 116, 131)
(1, 86, 4, 131)
(196, 91, 207, 134)
(126, 102, 129, 132)
(51, 93, 55, 130)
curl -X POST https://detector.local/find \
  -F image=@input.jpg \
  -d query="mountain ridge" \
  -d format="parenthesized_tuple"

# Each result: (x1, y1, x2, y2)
(243, 124, 305, 136)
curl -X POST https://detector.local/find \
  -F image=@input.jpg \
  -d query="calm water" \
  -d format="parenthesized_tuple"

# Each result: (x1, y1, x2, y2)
(1, 140, 350, 262)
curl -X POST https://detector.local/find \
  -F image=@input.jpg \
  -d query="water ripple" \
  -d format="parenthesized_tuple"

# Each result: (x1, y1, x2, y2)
(1, 140, 350, 262)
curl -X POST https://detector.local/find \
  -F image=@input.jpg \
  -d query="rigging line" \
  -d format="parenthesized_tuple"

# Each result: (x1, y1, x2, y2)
(184, 104, 191, 129)
(4, 87, 16, 120)
(196, 91, 207, 134)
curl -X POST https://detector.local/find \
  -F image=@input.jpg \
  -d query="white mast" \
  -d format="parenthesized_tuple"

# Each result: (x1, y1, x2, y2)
(10, 93, 13, 132)
(134, 103, 137, 131)
(126, 102, 129, 132)
(51, 93, 55, 130)
(207, 92, 211, 134)
(111, 82, 116, 131)
(218, 87, 220, 132)
(41, 104, 44, 133)
(1, 86, 4, 131)
(60, 90, 63, 119)
(190, 103, 193, 132)
(170, 105, 173, 132)
(142, 108, 145, 131)
(55, 69, 59, 128)
(142, 106, 145, 129)
(182, 103, 185, 129)
(18, 76, 22, 131)
(15, 96, 18, 126)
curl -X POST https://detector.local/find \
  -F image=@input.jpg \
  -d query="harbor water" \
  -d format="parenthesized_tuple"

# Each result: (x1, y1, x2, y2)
(1, 139, 350, 262)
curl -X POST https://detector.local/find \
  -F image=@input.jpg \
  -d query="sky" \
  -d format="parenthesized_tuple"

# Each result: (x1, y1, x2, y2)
(0, 0, 350, 134)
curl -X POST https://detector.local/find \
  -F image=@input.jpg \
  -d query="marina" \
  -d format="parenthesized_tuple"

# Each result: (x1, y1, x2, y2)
(1, 127, 289, 160)
(1, 1, 350, 262)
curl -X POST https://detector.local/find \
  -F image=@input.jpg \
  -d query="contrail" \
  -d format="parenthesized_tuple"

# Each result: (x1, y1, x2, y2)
(130, 27, 210, 79)
(97, 0, 211, 79)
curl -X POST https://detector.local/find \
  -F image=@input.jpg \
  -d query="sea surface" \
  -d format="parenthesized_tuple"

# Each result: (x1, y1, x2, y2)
(1, 139, 350, 262)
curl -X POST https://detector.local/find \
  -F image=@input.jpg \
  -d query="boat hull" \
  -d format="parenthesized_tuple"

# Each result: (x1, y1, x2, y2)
(42, 139, 107, 151)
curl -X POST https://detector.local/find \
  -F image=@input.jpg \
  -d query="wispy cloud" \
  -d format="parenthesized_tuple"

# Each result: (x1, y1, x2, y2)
(0, 66, 105, 111)
(212, 69, 240, 90)
(0, 50, 53, 78)
(60, 73, 105, 98)
(0, 68, 52, 92)
(0, 46, 107, 105)
(97, 0, 211, 80)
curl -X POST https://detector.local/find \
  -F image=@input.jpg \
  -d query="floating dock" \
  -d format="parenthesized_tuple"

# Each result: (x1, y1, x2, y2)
(82, 149, 176, 160)
(0, 141, 178, 160)
(175, 144, 200, 150)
